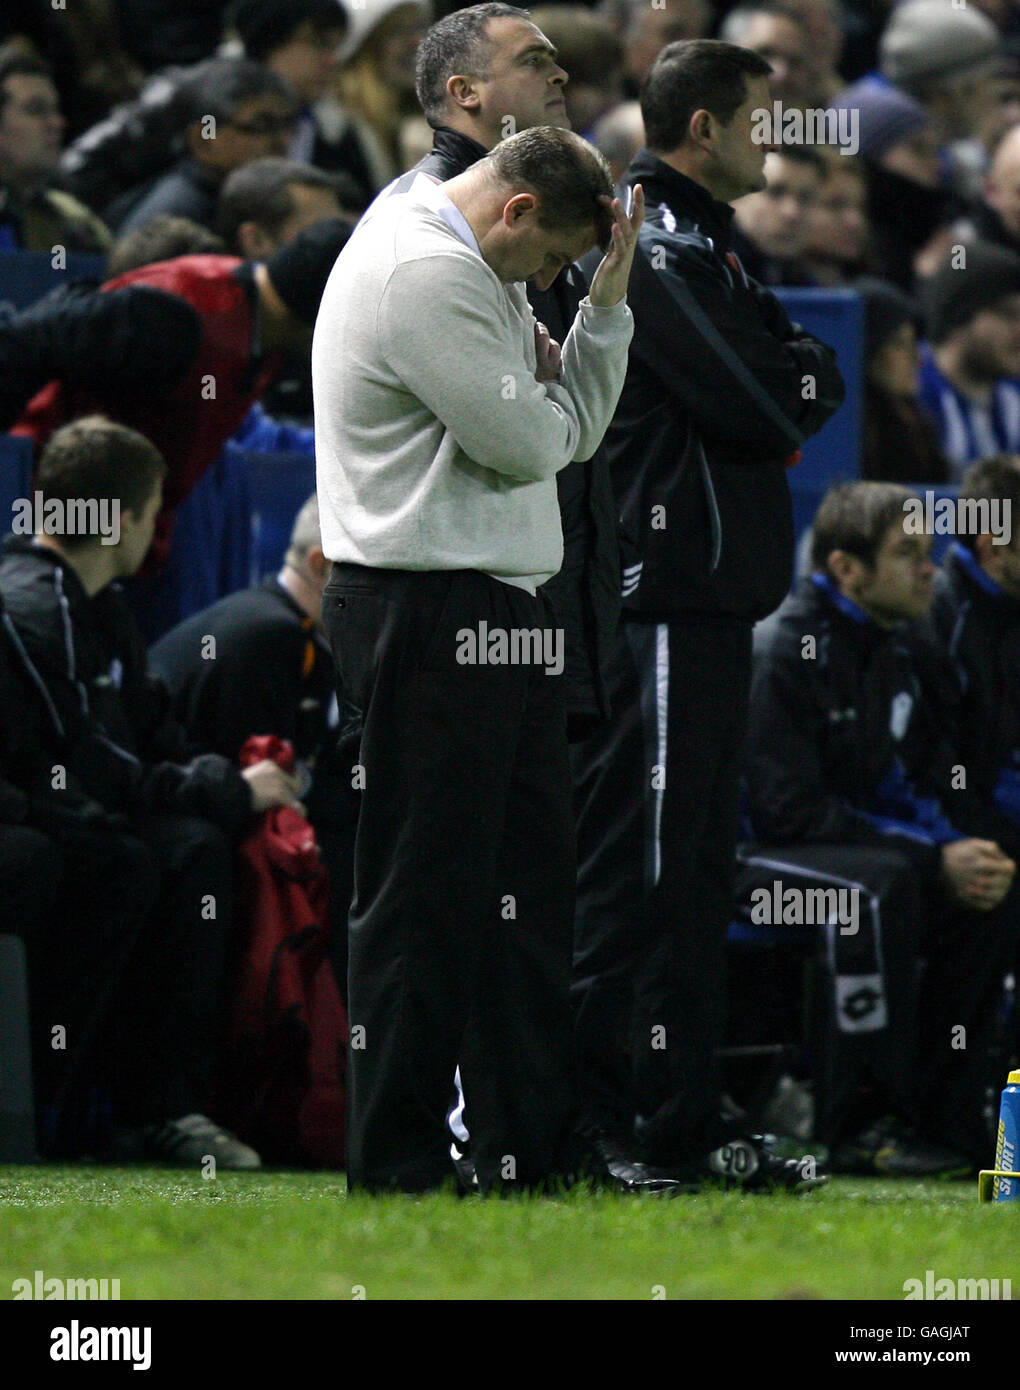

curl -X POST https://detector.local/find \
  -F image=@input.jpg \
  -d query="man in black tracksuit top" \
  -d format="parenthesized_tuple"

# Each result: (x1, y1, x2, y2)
(0, 417, 304, 1166)
(374, 4, 621, 735)
(0, 585, 163, 1153)
(745, 481, 1017, 1167)
(571, 40, 845, 1186)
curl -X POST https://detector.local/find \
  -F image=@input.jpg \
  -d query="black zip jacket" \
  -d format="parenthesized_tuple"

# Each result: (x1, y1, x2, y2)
(746, 575, 962, 881)
(593, 152, 845, 621)
(0, 586, 133, 835)
(0, 537, 253, 830)
(382, 126, 621, 730)
(912, 542, 1020, 857)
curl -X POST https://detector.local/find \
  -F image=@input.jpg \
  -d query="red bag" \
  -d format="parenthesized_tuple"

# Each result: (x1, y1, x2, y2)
(210, 735, 347, 1167)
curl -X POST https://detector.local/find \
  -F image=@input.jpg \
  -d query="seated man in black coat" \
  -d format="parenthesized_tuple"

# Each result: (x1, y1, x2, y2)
(0, 415, 304, 1166)
(744, 480, 1017, 1172)
(150, 494, 356, 992)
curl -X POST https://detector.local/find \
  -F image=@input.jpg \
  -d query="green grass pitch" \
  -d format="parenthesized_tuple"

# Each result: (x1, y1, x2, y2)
(1, 1167, 1018, 1300)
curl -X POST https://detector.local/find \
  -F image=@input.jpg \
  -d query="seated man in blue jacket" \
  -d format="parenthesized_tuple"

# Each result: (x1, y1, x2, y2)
(917, 455, 1020, 1055)
(744, 480, 1017, 1173)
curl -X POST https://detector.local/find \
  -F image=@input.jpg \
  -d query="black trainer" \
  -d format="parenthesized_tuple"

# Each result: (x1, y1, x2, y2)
(830, 1118, 973, 1178)
(112, 1113, 261, 1170)
(699, 1133, 827, 1192)
(633, 1119, 827, 1194)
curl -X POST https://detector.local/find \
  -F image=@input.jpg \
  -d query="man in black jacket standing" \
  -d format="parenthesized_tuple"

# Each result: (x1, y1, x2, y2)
(373, 2, 621, 736)
(572, 40, 845, 1187)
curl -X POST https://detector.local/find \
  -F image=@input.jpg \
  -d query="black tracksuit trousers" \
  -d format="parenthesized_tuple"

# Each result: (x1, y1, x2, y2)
(733, 843, 924, 1146)
(572, 613, 752, 1164)
(323, 564, 577, 1193)
(6, 814, 235, 1147)
(734, 843, 1015, 1163)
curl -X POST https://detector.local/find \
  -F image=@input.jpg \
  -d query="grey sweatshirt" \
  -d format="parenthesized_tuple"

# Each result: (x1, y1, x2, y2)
(312, 174, 633, 591)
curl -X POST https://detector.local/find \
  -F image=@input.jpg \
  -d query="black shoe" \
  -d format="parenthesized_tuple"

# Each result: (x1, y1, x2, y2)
(449, 1142, 479, 1195)
(112, 1113, 261, 1170)
(700, 1133, 827, 1192)
(589, 1134, 698, 1195)
(830, 1118, 972, 1178)
(634, 1116, 827, 1193)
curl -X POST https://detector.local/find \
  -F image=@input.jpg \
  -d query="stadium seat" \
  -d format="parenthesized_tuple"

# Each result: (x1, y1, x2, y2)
(236, 448, 316, 583)
(0, 250, 106, 317)
(0, 933, 38, 1161)
(0, 434, 33, 538)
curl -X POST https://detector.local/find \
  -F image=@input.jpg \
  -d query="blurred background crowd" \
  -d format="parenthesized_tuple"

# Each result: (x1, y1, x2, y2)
(4, 0, 1020, 1177)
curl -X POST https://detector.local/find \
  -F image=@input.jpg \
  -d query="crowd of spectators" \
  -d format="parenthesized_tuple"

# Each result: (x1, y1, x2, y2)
(2, 0, 1020, 1181)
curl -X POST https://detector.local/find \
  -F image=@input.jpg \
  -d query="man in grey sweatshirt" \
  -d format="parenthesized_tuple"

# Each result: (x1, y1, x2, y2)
(313, 126, 641, 1192)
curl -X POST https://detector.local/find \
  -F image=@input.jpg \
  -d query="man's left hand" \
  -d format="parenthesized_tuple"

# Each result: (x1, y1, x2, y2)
(588, 184, 645, 308)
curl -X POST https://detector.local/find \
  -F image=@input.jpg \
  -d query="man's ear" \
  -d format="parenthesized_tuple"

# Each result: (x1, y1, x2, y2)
(237, 221, 272, 260)
(827, 549, 862, 589)
(447, 74, 481, 112)
(307, 544, 328, 580)
(688, 107, 714, 150)
(503, 191, 537, 227)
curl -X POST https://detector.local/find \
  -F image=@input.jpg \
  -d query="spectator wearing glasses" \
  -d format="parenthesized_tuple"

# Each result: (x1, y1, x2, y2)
(112, 58, 298, 235)
(228, 0, 362, 174)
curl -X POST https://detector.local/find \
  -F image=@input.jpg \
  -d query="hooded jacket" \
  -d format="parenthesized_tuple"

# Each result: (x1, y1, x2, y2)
(593, 151, 845, 622)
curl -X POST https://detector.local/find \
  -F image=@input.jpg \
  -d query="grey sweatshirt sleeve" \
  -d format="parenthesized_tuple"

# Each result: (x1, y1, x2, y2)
(557, 294, 634, 462)
(377, 251, 631, 482)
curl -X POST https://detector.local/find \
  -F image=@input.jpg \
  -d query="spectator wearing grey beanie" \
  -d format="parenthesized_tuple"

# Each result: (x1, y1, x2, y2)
(829, 80, 950, 290)
(880, 0, 999, 145)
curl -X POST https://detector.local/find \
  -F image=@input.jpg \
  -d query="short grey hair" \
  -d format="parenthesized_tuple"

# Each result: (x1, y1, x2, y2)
(285, 494, 321, 567)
